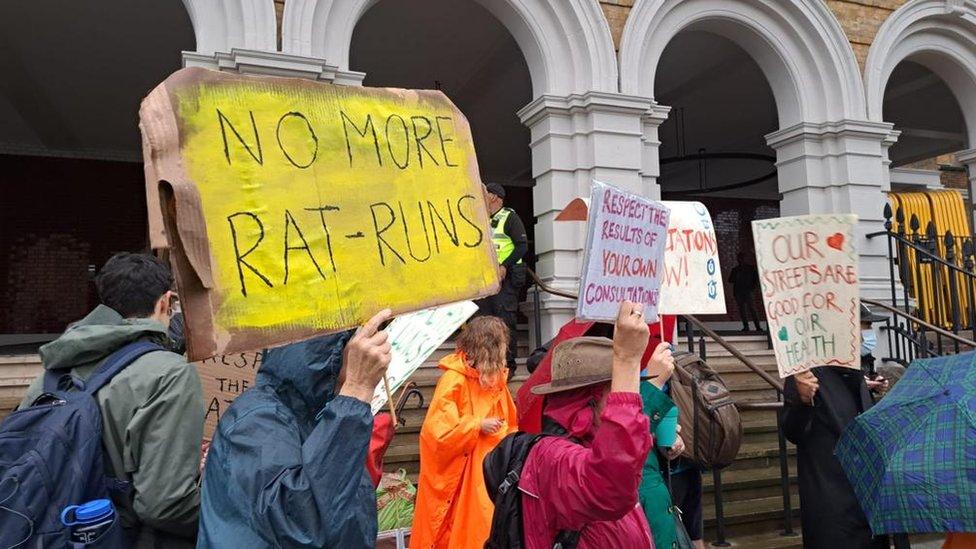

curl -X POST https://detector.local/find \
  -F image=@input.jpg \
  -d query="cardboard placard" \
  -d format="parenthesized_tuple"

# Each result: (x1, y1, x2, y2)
(197, 351, 262, 440)
(752, 214, 860, 378)
(370, 300, 478, 414)
(577, 181, 670, 322)
(140, 68, 499, 361)
(659, 201, 726, 315)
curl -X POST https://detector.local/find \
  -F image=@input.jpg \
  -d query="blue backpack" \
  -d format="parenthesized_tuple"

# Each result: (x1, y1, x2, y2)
(0, 341, 164, 548)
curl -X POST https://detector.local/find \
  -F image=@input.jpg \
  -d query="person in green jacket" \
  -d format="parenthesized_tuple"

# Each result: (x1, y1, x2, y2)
(639, 380, 687, 549)
(19, 253, 204, 548)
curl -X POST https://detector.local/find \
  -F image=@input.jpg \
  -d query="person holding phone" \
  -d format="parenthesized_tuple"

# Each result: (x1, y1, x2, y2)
(783, 355, 888, 549)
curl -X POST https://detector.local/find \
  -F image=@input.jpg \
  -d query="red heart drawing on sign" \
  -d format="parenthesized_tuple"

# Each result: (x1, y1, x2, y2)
(826, 233, 844, 251)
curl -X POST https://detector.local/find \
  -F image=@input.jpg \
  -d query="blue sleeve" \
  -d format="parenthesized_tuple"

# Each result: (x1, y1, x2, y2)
(230, 396, 375, 546)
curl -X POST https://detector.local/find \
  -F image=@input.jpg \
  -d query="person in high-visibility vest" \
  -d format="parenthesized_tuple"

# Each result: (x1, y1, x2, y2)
(476, 182, 528, 377)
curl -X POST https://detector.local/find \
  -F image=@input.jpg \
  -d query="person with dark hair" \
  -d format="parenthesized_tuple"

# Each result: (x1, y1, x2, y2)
(476, 182, 528, 377)
(19, 252, 205, 548)
(411, 316, 518, 549)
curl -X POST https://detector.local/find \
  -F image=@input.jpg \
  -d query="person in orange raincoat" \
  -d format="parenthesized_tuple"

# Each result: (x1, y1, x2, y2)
(410, 316, 518, 549)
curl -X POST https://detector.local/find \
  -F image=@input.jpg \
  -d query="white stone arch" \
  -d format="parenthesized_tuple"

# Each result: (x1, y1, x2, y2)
(182, 0, 277, 55)
(865, 0, 976, 146)
(618, 0, 866, 126)
(280, 0, 618, 96)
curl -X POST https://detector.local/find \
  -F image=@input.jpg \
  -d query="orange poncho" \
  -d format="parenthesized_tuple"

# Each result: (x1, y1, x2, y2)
(410, 352, 518, 549)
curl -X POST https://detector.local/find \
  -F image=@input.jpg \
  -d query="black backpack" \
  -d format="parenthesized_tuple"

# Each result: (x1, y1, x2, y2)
(483, 426, 579, 549)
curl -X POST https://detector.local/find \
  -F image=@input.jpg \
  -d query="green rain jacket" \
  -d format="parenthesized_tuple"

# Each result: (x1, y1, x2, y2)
(639, 381, 677, 549)
(20, 305, 204, 548)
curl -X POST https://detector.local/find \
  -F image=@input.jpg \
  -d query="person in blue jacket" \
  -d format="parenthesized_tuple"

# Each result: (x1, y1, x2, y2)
(198, 310, 393, 548)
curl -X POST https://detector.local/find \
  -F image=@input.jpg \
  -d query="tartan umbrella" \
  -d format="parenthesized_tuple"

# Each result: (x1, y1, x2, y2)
(835, 351, 976, 535)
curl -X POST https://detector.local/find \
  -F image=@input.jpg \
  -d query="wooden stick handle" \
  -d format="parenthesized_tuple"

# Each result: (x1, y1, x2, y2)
(384, 375, 397, 425)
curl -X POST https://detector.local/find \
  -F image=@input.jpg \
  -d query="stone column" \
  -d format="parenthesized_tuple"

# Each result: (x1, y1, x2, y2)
(957, 148, 976, 228)
(640, 104, 672, 200)
(517, 92, 654, 344)
(765, 120, 898, 302)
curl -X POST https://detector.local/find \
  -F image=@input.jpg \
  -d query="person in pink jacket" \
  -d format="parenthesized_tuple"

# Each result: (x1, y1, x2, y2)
(520, 300, 676, 548)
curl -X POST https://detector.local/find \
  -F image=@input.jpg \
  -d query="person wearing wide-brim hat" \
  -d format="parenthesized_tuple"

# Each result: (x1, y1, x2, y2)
(517, 300, 677, 548)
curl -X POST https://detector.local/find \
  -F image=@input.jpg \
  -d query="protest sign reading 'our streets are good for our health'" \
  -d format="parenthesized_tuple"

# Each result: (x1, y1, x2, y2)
(659, 201, 726, 315)
(577, 181, 670, 322)
(752, 214, 860, 378)
(140, 68, 499, 360)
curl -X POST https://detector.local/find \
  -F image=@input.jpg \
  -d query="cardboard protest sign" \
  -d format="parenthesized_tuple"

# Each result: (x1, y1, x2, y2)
(196, 351, 262, 440)
(752, 214, 860, 378)
(577, 181, 670, 322)
(370, 300, 478, 414)
(140, 68, 499, 360)
(659, 201, 726, 315)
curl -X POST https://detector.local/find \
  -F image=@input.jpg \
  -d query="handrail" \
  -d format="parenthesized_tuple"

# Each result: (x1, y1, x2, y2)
(682, 315, 784, 393)
(862, 298, 976, 348)
(527, 268, 577, 299)
(735, 401, 784, 410)
(527, 268, 785, 393)
(868, 230, 976, 278)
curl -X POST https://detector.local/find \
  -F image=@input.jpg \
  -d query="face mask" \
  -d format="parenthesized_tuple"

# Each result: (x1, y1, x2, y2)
(861, 328, 877, 356)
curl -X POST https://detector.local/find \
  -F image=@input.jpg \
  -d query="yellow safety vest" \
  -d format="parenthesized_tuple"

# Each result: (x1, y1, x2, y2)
(492, 207, 522, 265)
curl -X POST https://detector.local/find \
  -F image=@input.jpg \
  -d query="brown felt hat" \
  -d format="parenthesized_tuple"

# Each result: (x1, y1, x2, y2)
(531, 336, 656, 395)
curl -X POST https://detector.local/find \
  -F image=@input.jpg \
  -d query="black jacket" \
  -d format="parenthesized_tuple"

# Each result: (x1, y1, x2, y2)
(782, 367, 887, 549)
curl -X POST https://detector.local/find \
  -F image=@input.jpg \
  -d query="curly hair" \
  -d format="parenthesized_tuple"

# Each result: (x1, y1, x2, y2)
(456, 316, 509, 388)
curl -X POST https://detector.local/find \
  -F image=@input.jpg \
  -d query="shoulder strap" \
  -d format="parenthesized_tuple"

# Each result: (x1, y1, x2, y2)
(82, 340, 166, 395)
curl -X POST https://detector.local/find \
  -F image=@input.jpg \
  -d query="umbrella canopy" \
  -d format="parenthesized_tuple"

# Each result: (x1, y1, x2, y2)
(835, 351, 976, 535)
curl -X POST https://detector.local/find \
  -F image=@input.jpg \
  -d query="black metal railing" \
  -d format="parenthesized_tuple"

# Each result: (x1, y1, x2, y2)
(868, 204, 976, 363)
(525, 270, 795, 545)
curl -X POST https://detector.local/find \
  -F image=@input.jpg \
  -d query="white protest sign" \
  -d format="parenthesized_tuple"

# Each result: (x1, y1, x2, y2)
(371, 300, 478, 414)
(752, 214, 860, 378)
(659, 201, 726, 315)
(577, 180, 670, 322)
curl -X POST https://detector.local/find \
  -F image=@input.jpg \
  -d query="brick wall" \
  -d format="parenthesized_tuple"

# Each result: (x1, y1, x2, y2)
(273, 1, 909, 66)
(0, 155, 149, 334)
(824, 0, 909, 68)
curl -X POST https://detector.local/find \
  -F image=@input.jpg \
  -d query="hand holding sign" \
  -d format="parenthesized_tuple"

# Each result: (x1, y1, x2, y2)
(339, 309, 394, 403)
(141, 68, 499, 361)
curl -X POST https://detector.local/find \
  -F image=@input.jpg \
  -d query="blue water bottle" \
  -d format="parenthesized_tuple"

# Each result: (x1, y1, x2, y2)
(61, 499, 116, 545)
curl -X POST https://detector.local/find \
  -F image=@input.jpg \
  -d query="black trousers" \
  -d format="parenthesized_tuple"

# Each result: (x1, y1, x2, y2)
(735, 292, 761, 331)
(474, 265, 525, 374)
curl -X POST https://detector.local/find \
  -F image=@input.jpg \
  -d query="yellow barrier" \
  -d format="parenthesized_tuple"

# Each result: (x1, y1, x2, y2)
(888, 190, 972, 328)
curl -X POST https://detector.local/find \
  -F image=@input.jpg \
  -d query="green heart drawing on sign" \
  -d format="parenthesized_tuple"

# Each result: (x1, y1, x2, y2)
(778, 327, 789, 341)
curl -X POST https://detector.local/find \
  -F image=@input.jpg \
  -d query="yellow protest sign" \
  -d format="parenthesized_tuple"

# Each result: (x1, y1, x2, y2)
(140, 68, 499, 360)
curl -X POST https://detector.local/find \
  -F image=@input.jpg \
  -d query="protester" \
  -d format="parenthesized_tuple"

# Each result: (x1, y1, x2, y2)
(18, 252, 204, 547)
(782, 357, 888, 548)
(410, 316, 518, 549)
(638, 379, 684, 549)
(516, 314, 676, 433)
(197, 310, 393, 548)
(728, 252, 762, 332)
(518, 300, 675, 548)
(667, 460, 706, 549)
(859, 303, 890, 398)
(475, 182, 528, 376)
